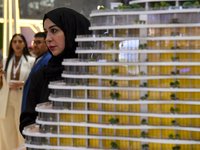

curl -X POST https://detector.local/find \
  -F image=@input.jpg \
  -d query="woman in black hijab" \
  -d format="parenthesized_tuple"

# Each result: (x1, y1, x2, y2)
(20, 7, 91, 135)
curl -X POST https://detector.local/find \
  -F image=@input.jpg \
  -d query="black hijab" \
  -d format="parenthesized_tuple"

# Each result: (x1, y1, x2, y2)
(43, 7, 91, 78)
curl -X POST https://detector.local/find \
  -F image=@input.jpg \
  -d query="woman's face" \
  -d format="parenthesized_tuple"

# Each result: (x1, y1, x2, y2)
(12, 35, 25, 55)
(44, 18, 65, 56)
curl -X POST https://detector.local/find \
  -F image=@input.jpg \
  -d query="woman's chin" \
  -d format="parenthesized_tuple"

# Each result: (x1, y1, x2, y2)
(14, 50, 23, 55)
(52, 52, 58, 56)
(51, 49, 64, 56)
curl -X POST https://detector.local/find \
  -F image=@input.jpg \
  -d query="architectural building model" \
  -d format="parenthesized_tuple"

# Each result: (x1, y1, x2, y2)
(23, 0, 200, 150)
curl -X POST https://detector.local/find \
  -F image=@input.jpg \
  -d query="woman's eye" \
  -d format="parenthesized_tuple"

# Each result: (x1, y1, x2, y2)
(52, 29, 57, 33)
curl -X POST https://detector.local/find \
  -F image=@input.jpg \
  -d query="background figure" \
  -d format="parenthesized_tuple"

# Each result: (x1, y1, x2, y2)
(0, 48, 3, 63)
(28, 47, 36, 57)
(21, 32, 51, 112)
(20, 7, 91, 135)
(0, 34, 35, 150)
(0, 49, 3, 88)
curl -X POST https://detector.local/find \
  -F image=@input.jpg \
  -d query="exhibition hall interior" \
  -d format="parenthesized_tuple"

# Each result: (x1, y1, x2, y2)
(1, 0, 200, 150)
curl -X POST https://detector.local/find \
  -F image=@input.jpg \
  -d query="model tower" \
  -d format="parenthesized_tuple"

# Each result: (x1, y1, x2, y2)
(23, 1, 200, 150)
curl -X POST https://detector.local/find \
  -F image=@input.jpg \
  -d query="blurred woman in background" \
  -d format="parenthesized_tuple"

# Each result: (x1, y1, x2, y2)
(0, 33, 35, 150)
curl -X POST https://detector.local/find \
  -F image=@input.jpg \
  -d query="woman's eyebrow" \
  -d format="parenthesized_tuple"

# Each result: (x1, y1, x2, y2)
(43, 25, 57, 31)
(49, 25, 57, 29)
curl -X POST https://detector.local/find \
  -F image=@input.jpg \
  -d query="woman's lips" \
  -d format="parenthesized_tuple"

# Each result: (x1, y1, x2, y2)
(49, 46, 56, 51)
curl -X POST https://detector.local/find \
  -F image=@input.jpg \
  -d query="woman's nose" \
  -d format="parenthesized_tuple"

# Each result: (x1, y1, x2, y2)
(45, 32, 52, 42)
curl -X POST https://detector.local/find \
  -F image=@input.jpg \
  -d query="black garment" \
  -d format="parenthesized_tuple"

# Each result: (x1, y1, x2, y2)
(19, 67, 58, 134)
(20, 7, 91, 135)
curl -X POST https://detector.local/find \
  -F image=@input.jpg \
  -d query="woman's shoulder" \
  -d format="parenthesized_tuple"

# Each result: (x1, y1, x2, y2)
(26, 55, 35, 62)
(32, 66, 46, 77)
(25, 55, 35, 68)
(31, 66, 52, 84)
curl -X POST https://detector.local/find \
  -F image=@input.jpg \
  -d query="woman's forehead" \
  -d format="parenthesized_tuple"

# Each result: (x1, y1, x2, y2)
(44, 18, 56, 29)
(13, 35, 23, 41)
